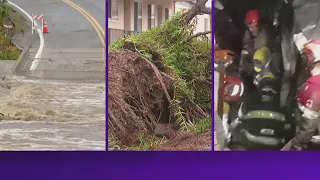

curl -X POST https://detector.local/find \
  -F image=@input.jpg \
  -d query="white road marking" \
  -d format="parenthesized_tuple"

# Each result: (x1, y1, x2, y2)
(8, 1, 44, 71)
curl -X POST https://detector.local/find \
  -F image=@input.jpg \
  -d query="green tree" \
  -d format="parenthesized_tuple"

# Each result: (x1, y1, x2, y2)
(0, 0, 9, 31)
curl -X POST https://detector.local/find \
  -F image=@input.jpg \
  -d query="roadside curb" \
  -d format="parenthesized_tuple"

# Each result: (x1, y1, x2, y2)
(7, 1, 44, 72)
(12, 40, 24, 51)
(6, 1, 39, 75)
(11, 45, 31, 74)
(7, 1, 31, 30)
(6, 2, 28, 75)
(0, 46, 30, 78)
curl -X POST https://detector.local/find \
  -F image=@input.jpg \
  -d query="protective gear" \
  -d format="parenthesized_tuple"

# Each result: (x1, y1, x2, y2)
(303, 39, 320, 72)
(214, 33, 235, 65)
(239, 25, 269, 79)
(215, 49, 234, 64)
(297, 74, 320, 113)
(224, 76, 244, 103)
(253, 46, 271, 73)
(245, 10, 260, 26)
(281, 74, 320, 151)
(251, 46, 279, 92)
(240, 21, 280, 93)
(255, 72, 277, 92)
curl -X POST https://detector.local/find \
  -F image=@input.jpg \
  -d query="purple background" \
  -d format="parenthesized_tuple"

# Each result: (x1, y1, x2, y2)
(1, 1, 317, 179)
(1, 152, 320, 179)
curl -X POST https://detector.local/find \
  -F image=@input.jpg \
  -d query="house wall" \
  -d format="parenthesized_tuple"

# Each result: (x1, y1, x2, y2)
(108, 0, 209, 44)
(108, 0, 176, 31)
(108, 0, 125, 30)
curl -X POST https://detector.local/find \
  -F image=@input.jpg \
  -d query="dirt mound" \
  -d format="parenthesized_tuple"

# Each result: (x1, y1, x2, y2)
(156, 129, 212, 151)
(108, 48, 173, 146)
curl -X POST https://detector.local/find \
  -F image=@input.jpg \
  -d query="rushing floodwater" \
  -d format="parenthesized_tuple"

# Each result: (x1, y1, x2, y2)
(0, 76, 106, 150)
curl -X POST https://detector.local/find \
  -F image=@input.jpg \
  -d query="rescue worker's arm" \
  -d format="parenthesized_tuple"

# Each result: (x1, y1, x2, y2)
(281, 106, 320, 151)
(242, 30, 253, 51)
(281, 81, 320, 151)
(296, 107, 320, 143)
(214, 49, 234, 64)
(239, 30, 254, 76)
(214, 33, 234, 64)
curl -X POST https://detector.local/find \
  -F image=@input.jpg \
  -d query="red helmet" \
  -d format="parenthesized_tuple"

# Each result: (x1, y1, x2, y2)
(245, 10, 260, 26)
(303, 39, 320, 71)
(297, 75, 320, 113)
(224, 76, 244, 103)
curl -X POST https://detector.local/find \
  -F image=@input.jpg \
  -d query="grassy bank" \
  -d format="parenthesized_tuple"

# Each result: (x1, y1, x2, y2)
(108, 116, 212, 151)
(0, 4, 27, 60)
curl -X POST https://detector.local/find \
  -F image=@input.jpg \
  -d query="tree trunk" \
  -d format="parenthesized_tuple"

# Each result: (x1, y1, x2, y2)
(185, 0, 209, 24)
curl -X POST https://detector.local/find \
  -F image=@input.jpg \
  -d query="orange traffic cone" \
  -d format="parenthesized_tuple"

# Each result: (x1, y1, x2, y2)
(43, 20, 49, 33)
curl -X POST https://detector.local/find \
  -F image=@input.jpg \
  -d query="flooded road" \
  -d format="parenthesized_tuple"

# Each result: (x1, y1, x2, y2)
(0, 76, 105, 150)
(7, 0, 106, 150)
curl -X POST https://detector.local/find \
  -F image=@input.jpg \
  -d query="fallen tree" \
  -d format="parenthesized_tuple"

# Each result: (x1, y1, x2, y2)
(108, 0, 212, 150)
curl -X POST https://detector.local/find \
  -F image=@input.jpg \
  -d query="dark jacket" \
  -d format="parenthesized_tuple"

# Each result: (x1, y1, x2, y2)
(240, 27, 268, 76)
(240, 25, 281, 91)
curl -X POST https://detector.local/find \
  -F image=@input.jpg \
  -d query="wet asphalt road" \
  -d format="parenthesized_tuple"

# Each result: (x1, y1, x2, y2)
(0, 76, 106, 150)
(1, 0, 106, 150)
(71, 0, 106, 31)
(10, 0, 106, 79)
(10, 0, 104, 49)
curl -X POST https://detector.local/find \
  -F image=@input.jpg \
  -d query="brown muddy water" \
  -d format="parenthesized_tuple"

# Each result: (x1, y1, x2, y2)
(0, 75, 105, 150)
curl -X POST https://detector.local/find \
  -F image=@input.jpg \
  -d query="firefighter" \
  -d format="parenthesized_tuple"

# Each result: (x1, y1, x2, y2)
(281, 39, 320, 150)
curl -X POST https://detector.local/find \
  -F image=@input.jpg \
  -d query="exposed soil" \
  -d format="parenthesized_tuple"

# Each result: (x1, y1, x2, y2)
(108, 48, 171, 145)
(156, 129, 212, 151)
(108, 47, 211, 150)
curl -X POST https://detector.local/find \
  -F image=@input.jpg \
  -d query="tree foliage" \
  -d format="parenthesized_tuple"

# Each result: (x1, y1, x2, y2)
(109, 5, 211, 130)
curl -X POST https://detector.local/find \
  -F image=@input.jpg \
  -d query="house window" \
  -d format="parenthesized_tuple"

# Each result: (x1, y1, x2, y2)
(108, 0, 118, 20)
(148, 4, 156, 29)
(134, 1, 142, 32)
(165, 8, 170, 20)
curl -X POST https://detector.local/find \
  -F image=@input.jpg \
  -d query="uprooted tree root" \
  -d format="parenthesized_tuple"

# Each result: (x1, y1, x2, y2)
(108, 49, 211, 150)
(156, 129, 212, 151)
(108, 48, 174, 145)
(108, 8, 212, 150)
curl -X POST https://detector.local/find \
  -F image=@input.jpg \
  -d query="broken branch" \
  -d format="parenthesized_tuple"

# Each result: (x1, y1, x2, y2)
(160, 72, 175, 81)
(187, 31, 212, 41)
(138, 55, 172, 104)
(185, 0, 209, 23)
(194, 76, 212, 86)
(201, 7, 212, 14)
